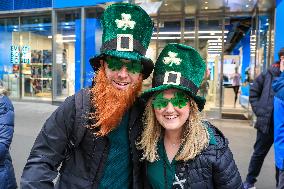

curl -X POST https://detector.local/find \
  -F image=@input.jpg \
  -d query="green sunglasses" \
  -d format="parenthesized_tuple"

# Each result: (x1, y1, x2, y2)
(105, 57, 142, 74)
(152, 91, 189, 109)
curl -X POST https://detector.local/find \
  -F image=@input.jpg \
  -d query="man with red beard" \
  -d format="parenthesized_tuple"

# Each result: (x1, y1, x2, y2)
(21, 3, 154, 189)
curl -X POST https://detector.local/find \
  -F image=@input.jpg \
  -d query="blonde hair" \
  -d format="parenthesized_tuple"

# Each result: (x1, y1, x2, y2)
(0, 81, 8, 96)
(137, 96, 209, 162)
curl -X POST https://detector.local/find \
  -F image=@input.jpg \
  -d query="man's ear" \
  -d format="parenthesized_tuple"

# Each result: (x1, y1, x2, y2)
(100, 59, 105, 66)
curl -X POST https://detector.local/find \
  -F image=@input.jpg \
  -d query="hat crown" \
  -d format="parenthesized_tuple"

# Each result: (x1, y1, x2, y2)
(153, 43, 206, 90)
(101, 3, 153, 54)
(89, 3, 154, 80)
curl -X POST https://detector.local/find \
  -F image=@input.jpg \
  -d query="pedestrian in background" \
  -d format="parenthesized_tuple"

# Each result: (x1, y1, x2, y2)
(231, 67, 241, 107)
(21, 3, 154, 188)
(199, 78, 209, 98)
(137, 43, 243, 189)
(243, 48, 284, 189)
(272, 51, 284, 189)
(0, 81, 17, 189)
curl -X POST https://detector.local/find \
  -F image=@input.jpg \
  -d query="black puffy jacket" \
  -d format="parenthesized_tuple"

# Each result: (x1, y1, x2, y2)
(21, 89, 145, 189)
(0, 95, 17, 189)
(249, 62, 280, 133)
(143, 122, 244, 189)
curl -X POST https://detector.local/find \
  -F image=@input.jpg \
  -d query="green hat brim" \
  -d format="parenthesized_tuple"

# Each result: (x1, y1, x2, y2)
(141, 84, 206, 112)
(89, 50, 154, 80)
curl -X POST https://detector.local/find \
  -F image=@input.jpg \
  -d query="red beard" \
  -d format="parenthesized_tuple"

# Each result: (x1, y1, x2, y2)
(89, 68, 142, 136)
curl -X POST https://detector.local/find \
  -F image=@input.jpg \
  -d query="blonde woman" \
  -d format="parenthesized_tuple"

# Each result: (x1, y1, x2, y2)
(137, 43, 243, 189)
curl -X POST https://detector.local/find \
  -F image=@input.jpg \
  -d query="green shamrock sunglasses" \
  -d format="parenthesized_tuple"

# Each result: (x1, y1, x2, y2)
(105, 57, 142, 74)
(152, 91, 189, 109)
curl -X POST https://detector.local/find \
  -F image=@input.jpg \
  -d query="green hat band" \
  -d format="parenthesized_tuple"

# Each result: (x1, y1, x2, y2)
(101, 36, 146, 55)
(153, 73, 199, 95)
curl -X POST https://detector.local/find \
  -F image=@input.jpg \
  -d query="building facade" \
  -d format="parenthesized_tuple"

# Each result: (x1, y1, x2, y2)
(0, 0, 282, 118)
(0, 0, 120, 102)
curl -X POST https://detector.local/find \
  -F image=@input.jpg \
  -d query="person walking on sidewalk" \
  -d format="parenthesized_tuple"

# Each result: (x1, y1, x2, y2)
(21, 3, 154, 188)
(243, 48, 284, 189)
(231, 67, 241, 107)
(137, 43, 243, 189)
(0, 81, 17, 189)
(272, 51, 284, 189)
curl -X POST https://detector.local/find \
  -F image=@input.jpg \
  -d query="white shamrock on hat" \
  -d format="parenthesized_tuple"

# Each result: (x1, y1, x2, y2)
(163, 51, 182, 66)
(115, 13, 136, 30)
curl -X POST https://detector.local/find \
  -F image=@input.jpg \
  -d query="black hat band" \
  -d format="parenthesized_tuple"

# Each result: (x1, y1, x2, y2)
(153, 73, 199, 95)
(101, 35, 146, 55)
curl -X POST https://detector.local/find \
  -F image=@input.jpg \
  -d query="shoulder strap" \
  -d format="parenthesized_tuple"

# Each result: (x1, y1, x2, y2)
(74, 88, 90, 143)
(65, 88, 90, 160)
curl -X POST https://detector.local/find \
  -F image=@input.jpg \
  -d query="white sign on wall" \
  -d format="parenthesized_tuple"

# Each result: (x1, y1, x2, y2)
(21, 45, 31, 64)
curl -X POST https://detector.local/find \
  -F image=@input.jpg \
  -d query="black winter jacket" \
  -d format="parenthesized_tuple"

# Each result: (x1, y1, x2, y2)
(21, 89, 145, 189)
(143, 122, 243, 189)
(0, 95, 17, 189)
(249, 62, 280, 133)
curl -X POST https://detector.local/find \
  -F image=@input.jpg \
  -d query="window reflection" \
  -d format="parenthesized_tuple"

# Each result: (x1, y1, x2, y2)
(19, 15, 52, 99)
(54, 10, 80, 100)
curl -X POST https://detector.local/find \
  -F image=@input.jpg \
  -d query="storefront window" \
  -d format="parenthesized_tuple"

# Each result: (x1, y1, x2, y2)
(197, 18, 223, 108)
(184, 18, 195, 47)
(19, 15, 52, 99)
(0, 18, 20, 98)
(257, 15, 272, 70)
(250, 14, 257, 80)
(153, 19, 181, 57)
(54, 10, 80, 101)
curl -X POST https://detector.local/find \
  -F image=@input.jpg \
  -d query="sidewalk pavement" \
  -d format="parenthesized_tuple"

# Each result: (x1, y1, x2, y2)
(11, 101, 275, 188)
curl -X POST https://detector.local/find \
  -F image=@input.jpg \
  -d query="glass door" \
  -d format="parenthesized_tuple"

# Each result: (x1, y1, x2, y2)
(196, 18, 224, 112)
(53, 9, 80, 101)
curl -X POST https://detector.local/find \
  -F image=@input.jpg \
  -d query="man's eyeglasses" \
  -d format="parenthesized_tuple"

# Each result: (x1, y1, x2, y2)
(105, 57, 142, 74)
(152, 91, 189, 109)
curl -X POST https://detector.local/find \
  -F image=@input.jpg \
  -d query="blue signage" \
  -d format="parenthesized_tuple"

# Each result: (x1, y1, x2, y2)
(54, 0, 123, 9)
(0, 0, 52, 11)
(11, 45, 20, 64)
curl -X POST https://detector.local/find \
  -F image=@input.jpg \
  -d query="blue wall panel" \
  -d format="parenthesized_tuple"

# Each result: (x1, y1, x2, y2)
(0, 0, 52, 11)
(0, 29, 12, 80)
(276, 0, 283, 6)
(75, 19, 82, 92)
(75, 18, 102, 91)
(240, 33, 250, 97)
(14, 0, 52, 10)
(84, 18, 102, 88)
(275, 0, 284, 61)
(0, 0, 121, 10)
(0, 0, 13, 11)
(54, 0, 122, 8)
(239, 33, 250, 108)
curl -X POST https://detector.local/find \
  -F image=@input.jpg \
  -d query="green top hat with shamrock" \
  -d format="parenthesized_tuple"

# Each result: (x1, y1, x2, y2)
(89, 3, 154, 79)
(142, 43, 206, 111)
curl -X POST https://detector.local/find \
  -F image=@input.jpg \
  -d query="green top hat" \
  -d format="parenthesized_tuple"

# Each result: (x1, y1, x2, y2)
(142, 43, 206, 111)
(89, 3, 154, 79)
